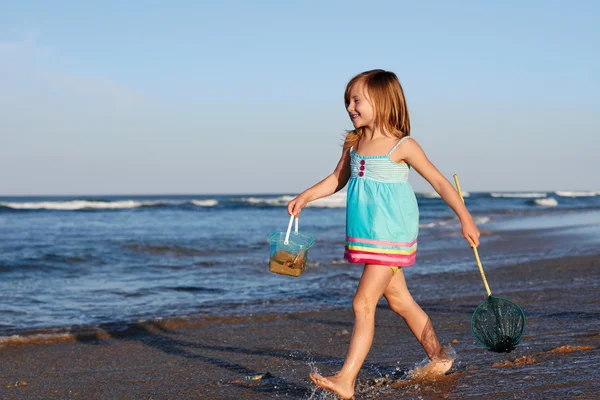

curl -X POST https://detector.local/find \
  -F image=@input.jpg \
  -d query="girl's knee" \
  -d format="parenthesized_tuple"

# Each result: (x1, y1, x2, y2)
(386, 294, 417, 316)
(352, 292, 377, 318)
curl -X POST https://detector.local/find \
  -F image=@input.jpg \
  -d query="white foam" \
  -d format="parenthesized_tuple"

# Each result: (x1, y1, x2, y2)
(307, 192, 347, 208)
(418, 219, 452, 229)
(474, 216, 491, 225)
(419, 192, 441, 198)
(0, 200, 148, 210)
(420, 191, 469, 198)
(0, 332, 75, 347)
(239, 193, 347, 208)
(419, 215, 489, 229)
(491, 192, 547, 198)
(191, 199, 218, 207)
(239, 195, 295, 207)
(534, 197, 558, 207)
(555, 191, 597, 197)
(330, 259, 349, 265)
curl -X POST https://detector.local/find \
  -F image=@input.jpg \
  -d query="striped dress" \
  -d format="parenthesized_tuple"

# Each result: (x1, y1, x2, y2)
(344, 136, 419, 266)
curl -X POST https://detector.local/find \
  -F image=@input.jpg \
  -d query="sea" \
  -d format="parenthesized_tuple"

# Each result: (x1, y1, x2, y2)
(1, 190, 600, 337)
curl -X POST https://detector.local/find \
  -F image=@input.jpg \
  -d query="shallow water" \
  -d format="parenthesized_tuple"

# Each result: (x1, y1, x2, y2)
(1, 192, 600, 340)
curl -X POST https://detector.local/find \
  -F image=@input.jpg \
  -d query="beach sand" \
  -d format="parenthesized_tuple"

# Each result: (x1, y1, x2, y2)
(1, 254, 599, 399)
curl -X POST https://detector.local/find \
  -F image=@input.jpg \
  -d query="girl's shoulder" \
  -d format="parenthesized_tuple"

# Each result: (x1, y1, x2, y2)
(399, 135, 416, 146)
(389, 135, 423, 163)
(391, 135, 419, 153)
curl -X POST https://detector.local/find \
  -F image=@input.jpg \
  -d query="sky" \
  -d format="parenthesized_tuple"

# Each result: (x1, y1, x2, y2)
(0, 1, 598, 195)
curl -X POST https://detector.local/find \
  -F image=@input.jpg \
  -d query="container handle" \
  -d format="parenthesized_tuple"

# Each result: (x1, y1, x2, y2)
(284, 214, 299, 245)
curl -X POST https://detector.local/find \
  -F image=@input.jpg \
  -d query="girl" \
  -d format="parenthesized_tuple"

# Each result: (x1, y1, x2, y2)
(287, 69, 480, 399)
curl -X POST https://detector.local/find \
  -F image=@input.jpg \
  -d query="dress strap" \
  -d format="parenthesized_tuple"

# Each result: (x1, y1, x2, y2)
(387, 135, 411, 156)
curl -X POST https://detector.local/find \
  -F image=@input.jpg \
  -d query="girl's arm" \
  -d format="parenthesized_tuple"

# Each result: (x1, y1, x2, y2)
(398, 138, 481, 247)
(288, 147, 351, 216)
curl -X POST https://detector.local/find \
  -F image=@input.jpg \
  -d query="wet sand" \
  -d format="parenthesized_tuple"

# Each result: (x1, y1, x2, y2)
(1, 254, 599, 399)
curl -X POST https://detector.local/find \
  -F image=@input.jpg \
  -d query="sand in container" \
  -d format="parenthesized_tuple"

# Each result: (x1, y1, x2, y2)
(269, 249, 307, 277)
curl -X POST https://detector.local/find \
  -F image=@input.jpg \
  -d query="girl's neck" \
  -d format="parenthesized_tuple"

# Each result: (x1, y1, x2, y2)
(362, 126, 387, 140)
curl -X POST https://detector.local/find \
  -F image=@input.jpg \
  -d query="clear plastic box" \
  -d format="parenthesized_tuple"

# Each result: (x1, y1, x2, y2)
(267, 216, 314, 277)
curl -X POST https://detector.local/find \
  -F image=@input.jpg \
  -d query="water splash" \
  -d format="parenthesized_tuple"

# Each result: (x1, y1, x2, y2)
(406, 345, 457, 380)
(305, 346, 459, 399)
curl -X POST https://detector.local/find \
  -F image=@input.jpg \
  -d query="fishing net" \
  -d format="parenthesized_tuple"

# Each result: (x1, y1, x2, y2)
(453, 174, 526, 353)
(471, 296, 526, 353)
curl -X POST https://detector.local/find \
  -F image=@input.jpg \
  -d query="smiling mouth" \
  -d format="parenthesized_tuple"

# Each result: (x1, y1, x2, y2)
(350, 113, 359, 119)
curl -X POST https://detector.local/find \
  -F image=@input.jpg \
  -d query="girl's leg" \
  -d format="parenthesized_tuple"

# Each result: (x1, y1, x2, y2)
(383, 268, 451, 369)
(310, 264, 394, 399)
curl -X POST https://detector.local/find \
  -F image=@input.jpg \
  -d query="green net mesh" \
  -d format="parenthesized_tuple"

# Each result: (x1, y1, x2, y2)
(470, 296, 526, 353)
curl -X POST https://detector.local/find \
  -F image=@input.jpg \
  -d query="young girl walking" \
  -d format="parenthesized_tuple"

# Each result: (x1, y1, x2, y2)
(287, 69, 480, 399)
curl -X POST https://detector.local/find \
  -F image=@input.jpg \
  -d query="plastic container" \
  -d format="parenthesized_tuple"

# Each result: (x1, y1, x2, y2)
(267, 215, 315, 277)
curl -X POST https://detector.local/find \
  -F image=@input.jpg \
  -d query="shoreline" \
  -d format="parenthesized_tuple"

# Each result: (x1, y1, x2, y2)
(1, 253, 599, 399)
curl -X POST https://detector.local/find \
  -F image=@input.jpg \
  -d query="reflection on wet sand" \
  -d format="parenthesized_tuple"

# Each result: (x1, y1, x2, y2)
(1, 254, 599, 399)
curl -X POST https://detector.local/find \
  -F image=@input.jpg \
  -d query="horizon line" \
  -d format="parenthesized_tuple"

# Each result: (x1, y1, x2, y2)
(0, 189, 597, 198)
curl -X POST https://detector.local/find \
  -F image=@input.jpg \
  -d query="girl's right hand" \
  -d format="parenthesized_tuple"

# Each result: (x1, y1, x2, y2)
(288, 195, 308, 217)
(461, 216, 480, 248)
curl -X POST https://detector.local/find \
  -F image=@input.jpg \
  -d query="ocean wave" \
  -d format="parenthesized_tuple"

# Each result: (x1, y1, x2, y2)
(532, 198, 558, 207)
(237, 193, 347, 208)
(123, 243, 210, 257)
(418, 191, 469, 198)
(419, 215, 490, 229)
(331, 259, 349, 265)
(491, 192, 547, 198)
(0, 200, 170, 210)
(418, 219, 452, 229)
(418, 192, 441, 198)
(0, 332, 76, 347)
(308, 193, 346, 208)
(163, 286, 226, 293)
(237, 195, 295, 207)
(0, 317, 191, 347)
(474, 216, 491, 225)
(191, 199, 219, 207)
(555, 191, 597, 197)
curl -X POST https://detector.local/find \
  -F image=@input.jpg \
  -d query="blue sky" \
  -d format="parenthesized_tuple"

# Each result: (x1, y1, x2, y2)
(0, 1, 598, 195)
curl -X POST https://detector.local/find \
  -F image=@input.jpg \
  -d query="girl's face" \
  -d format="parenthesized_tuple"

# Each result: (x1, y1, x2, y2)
(347, 81, 374, 129)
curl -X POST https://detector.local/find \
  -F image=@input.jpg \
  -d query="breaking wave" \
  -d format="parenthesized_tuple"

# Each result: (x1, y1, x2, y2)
(419, 215, 490, 229)
(237, 193, 347, 208)
(0, 333, 76, 347)
(191, 199, 218, 207)
(555, 191, 597, 197)
(532, 198, 558, 207)
(491, 192, 547, 198)
(0, 200, 156, 210)
(0, 199, 221, 211)
(418, 191, 469, 198)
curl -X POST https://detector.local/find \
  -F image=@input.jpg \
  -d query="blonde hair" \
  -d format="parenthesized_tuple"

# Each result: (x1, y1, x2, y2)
(343, 69, 410, 149)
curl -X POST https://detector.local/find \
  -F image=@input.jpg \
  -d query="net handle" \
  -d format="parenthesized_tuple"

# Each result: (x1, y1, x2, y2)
(453, 174, 492, 297)
(284, 214, 299, 245)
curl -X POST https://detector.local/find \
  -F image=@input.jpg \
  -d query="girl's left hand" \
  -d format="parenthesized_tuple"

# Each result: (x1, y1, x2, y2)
(461, 217, 480, 247)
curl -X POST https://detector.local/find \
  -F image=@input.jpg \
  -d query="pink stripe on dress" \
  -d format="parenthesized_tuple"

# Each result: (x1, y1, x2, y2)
(346, 236, 418, 247)
(344, 250, 416, 266)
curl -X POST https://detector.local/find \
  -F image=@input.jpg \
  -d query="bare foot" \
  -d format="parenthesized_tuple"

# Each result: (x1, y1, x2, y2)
(427, 358, 453, 375)
(409, 358, 453, 380)
(309, 372, 355, 400)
